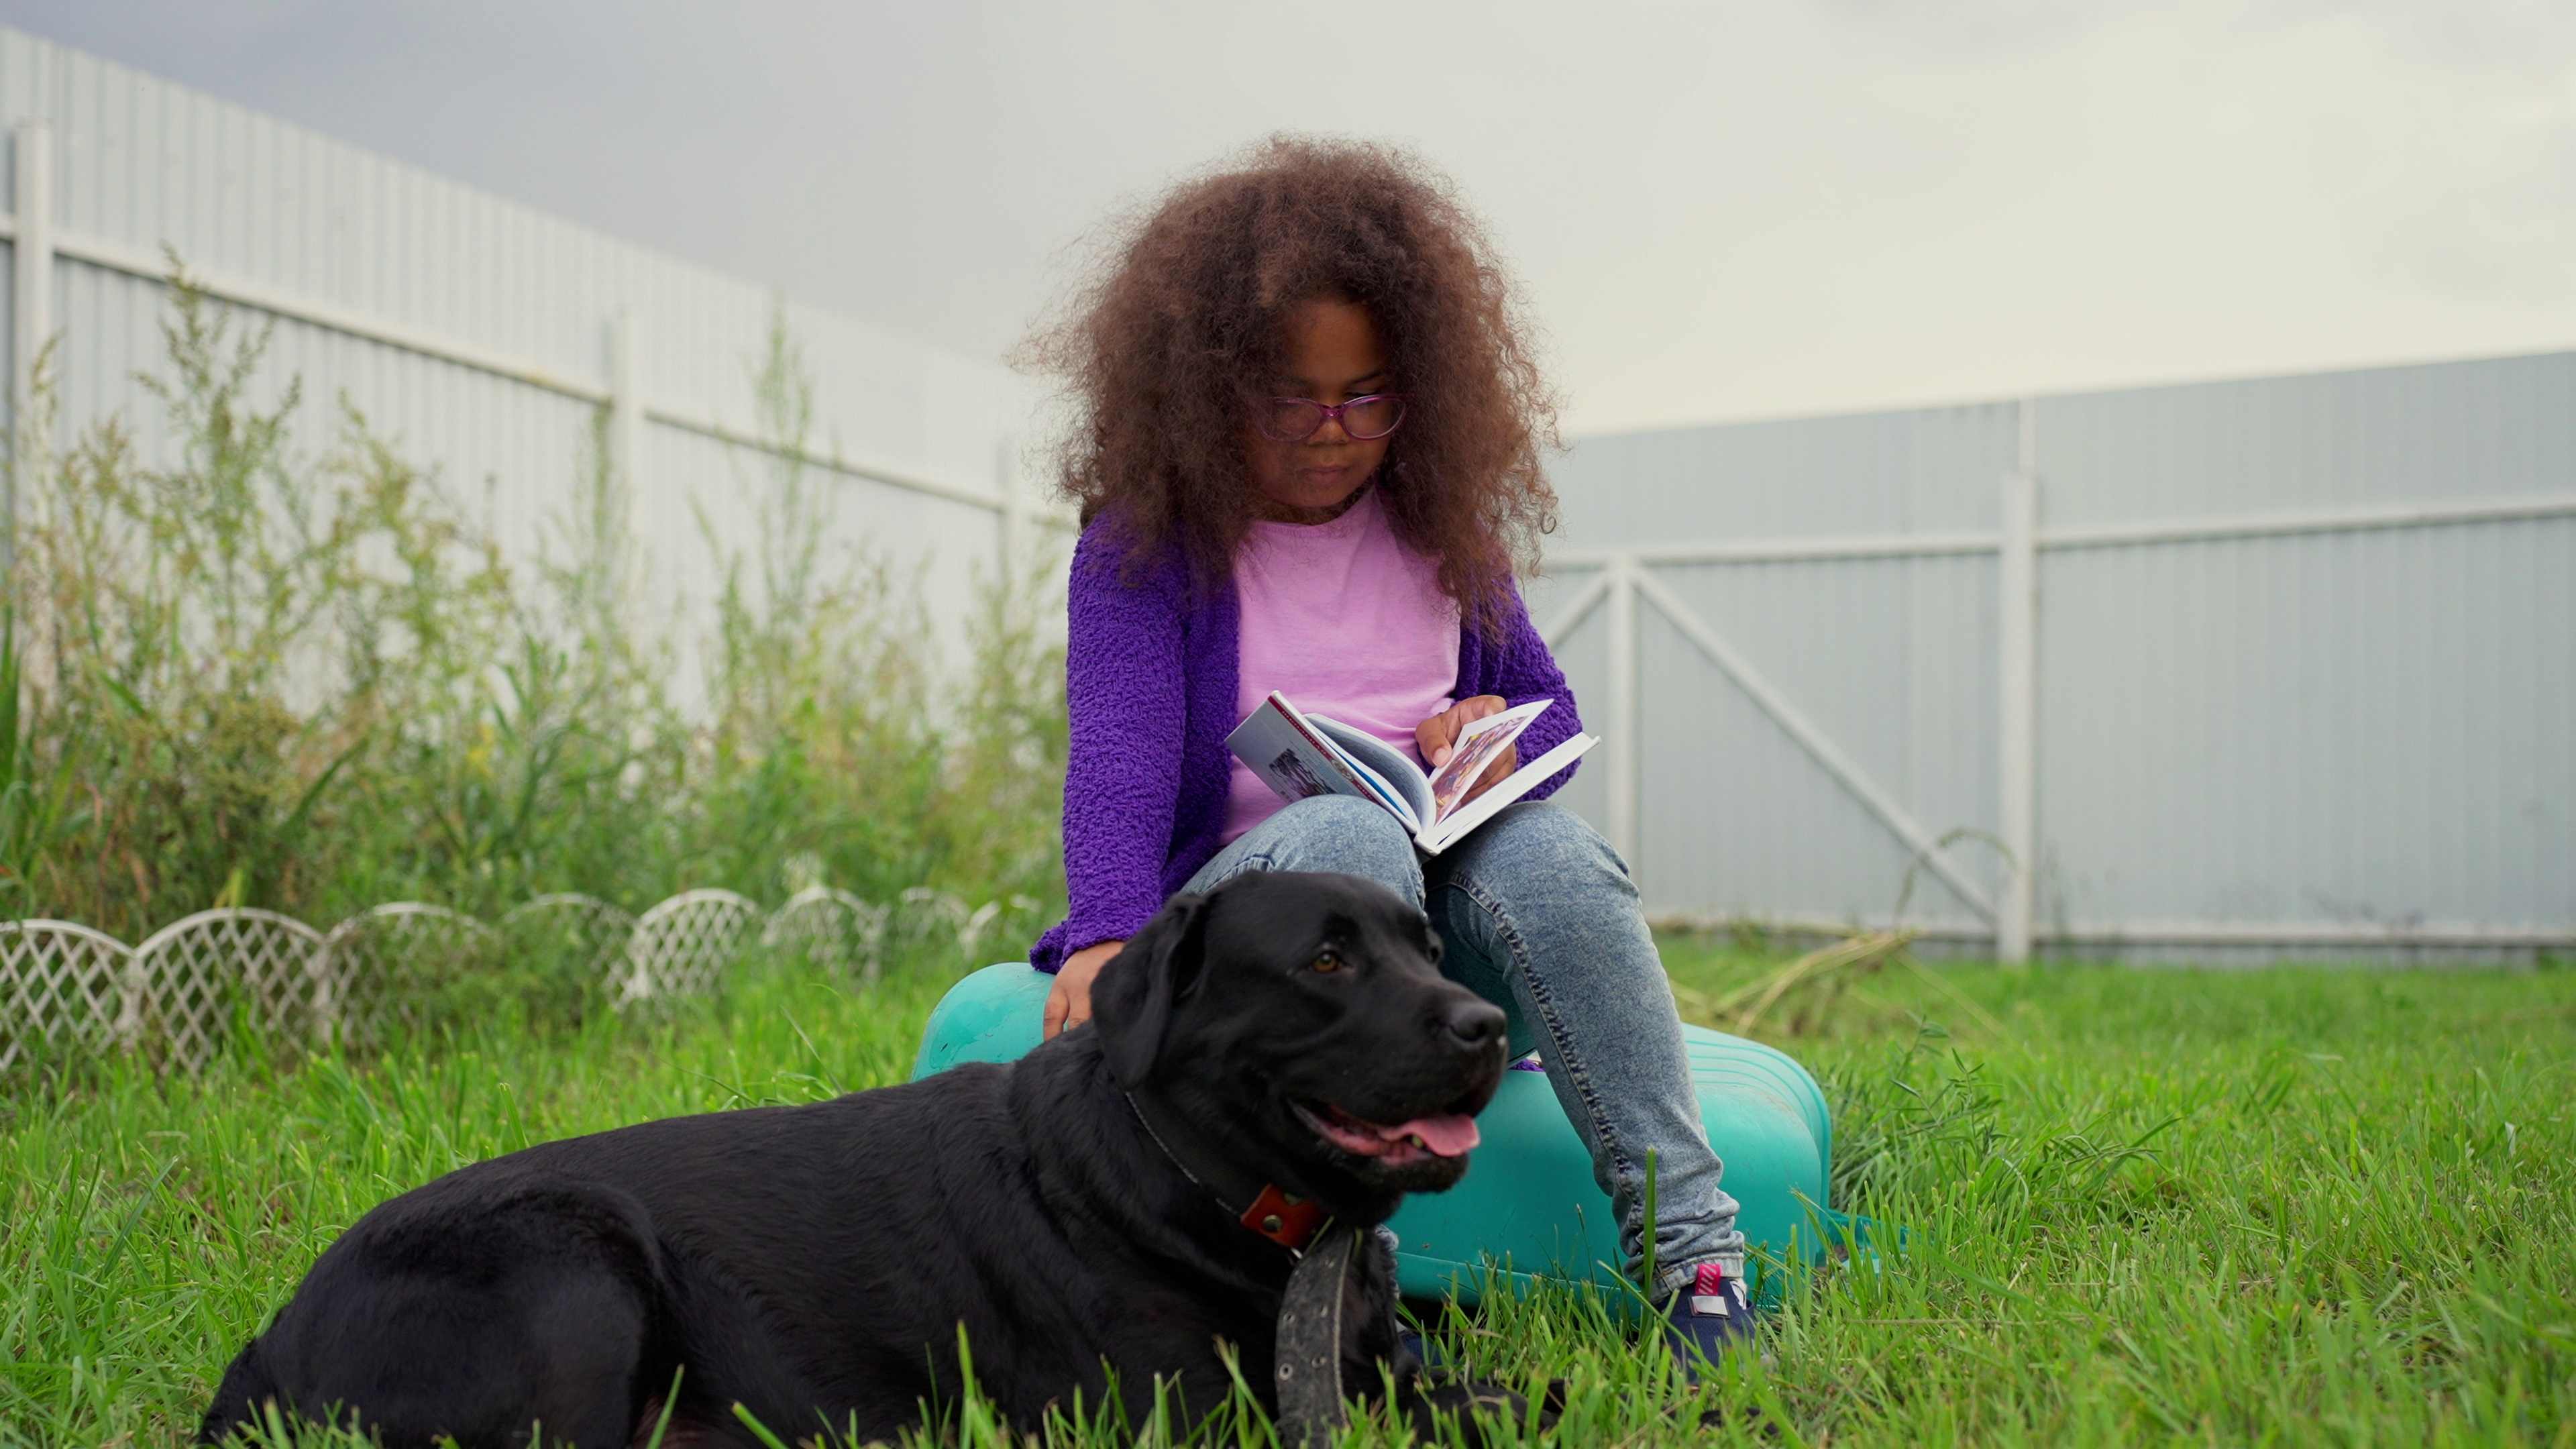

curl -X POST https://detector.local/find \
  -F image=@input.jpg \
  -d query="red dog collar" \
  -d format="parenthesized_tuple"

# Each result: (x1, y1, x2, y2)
(1126, 1089, 1334, 1252)
(1239, 1183, 1329, 1250)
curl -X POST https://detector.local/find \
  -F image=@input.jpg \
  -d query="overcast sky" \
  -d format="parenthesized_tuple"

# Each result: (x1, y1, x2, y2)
(2, 0, 2570, 435)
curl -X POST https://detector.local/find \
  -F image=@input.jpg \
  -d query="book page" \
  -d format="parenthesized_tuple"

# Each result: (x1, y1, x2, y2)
(1306, 715, 1434, 830)
(1424, 700, 1554, 826)
(1227, 700, 1378, 812)
(1417, 730, 1600, 855)
(1227, 693, 1426, 835)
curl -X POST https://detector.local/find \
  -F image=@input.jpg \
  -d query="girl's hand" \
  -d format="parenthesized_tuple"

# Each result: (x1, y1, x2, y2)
(1044, 939, 1125, 1039)
(1416, 695, 1517, 804)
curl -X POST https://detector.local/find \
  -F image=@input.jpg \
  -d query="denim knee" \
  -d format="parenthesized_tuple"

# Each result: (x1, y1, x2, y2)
(1445, 802, 1636, 904)
(1204, 794, 1424, 906)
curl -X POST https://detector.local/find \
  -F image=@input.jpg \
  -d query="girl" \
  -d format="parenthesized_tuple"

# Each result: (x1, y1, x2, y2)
(1025, 138, 1753, 1371)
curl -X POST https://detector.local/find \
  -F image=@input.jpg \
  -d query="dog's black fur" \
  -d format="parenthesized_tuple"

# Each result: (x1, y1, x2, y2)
(200, 871, 1518, 1447)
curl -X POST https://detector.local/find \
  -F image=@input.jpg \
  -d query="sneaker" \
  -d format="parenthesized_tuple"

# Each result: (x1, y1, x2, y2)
(1662, 1261, 1756, 1379)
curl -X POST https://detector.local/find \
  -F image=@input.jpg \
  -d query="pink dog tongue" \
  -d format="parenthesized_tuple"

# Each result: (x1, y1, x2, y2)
(1380, 1114, 1481, 1157)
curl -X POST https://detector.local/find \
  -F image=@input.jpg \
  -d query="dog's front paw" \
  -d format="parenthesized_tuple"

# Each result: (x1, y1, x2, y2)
(1389, 1368, 1546, 1444)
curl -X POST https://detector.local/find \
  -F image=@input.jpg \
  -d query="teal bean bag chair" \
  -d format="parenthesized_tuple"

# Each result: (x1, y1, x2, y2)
(912, 963, 1857, 1307)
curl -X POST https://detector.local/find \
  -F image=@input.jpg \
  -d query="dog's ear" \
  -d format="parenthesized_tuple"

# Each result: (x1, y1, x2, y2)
(1090, 892, 1212, 1087)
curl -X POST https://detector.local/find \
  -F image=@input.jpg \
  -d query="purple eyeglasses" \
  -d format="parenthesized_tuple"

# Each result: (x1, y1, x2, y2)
(1256, 393, 1408, 443)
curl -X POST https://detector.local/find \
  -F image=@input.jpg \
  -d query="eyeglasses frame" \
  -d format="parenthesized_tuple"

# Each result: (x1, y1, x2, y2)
(1258, 392, 1409, 443)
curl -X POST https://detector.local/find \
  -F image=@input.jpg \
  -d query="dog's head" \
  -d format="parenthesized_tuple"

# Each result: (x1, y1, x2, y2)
(1089, 871, 1509, 1214)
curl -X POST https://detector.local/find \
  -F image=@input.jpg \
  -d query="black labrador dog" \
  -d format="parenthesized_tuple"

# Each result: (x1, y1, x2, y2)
(201, 870, 1519, 1446)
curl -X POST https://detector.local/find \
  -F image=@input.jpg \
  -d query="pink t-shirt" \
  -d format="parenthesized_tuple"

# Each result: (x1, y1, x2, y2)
(1222, 488, 1462, 844)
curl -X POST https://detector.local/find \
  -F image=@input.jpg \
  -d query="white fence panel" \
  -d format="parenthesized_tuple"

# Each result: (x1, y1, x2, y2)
(0, 26, 1056, 698)
(1550, 351, 2576, 961)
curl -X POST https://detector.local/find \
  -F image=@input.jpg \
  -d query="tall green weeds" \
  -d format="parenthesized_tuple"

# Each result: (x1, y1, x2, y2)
(1, 273, 1063, 944)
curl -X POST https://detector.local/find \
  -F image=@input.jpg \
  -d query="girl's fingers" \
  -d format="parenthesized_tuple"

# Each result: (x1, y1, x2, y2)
(1417, 710, 1460, 765)
(1421, 696, 1505, 769)
(1046, 947, 1115, 1038)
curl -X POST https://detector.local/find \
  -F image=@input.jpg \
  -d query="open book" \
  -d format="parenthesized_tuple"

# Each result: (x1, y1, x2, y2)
(1226, 692, 1599, 855)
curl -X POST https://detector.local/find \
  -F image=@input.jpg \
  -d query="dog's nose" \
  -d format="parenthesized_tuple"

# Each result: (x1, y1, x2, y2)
(1439, 998, 1507, 1051)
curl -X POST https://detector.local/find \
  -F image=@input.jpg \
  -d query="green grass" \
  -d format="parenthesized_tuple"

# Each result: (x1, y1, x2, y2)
(5, 945, 2571, 1446)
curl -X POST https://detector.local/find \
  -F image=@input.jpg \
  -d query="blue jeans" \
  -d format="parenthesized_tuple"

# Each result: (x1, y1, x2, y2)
(1183, 794, 1744, 1297)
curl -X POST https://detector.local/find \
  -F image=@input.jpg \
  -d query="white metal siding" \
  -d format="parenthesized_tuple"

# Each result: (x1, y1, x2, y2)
(0, 28, 1045, 702)
(1550, 356, 2576, 959)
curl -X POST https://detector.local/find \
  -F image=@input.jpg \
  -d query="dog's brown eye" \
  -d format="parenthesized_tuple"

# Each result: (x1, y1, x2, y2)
(1310, 950, 1342, 973)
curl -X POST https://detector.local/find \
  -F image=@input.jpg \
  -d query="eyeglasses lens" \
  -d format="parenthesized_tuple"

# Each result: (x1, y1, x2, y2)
(1262, 399, 1325, 441)
(1340, 396, 1403, 440)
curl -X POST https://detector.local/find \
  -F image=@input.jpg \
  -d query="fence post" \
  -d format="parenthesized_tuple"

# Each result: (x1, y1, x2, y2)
(8, 118, 52, 578)
(1996, 405, 2039, 963)
(1606, 553, 1642, 870)
(607, 306, 642, 494)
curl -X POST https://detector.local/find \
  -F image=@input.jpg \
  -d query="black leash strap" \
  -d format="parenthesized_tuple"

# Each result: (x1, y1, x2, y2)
(1273, 1225, 1358, 1448)
(1122, 1088, 1358, 1440)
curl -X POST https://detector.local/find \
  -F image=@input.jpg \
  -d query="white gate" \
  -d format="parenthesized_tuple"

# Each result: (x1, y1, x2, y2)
(1544, 371, 2576, 962)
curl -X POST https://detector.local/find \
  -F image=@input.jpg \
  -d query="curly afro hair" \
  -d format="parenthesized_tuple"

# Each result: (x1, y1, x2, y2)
(1022, 136, 1560, 634)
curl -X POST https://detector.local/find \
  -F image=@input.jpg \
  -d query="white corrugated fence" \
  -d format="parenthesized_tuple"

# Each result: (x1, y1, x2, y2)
(1538, 355, 2576, 961)
(0, 27, 1059, 693)
(5, 25, 2567, 967)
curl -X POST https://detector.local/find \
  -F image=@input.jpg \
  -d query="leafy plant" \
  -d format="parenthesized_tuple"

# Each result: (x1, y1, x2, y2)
(0, 608, 83, 908)
(1, 267, 1066, 952)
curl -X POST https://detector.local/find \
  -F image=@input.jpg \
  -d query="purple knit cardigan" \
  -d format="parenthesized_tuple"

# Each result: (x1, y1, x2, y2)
(1030, 515, 1586, 972)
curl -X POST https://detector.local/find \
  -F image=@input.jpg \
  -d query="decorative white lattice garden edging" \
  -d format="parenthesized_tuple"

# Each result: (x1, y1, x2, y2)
(620, 890, 763, 1004)
(1, 919, 139, 1073)
(763, 885, 890, 985)
(1, 885, 1027, 1075)
(321, 904, 500, 1047)
(501, 894, 641, 998)
(138, 908, 330, 1069)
